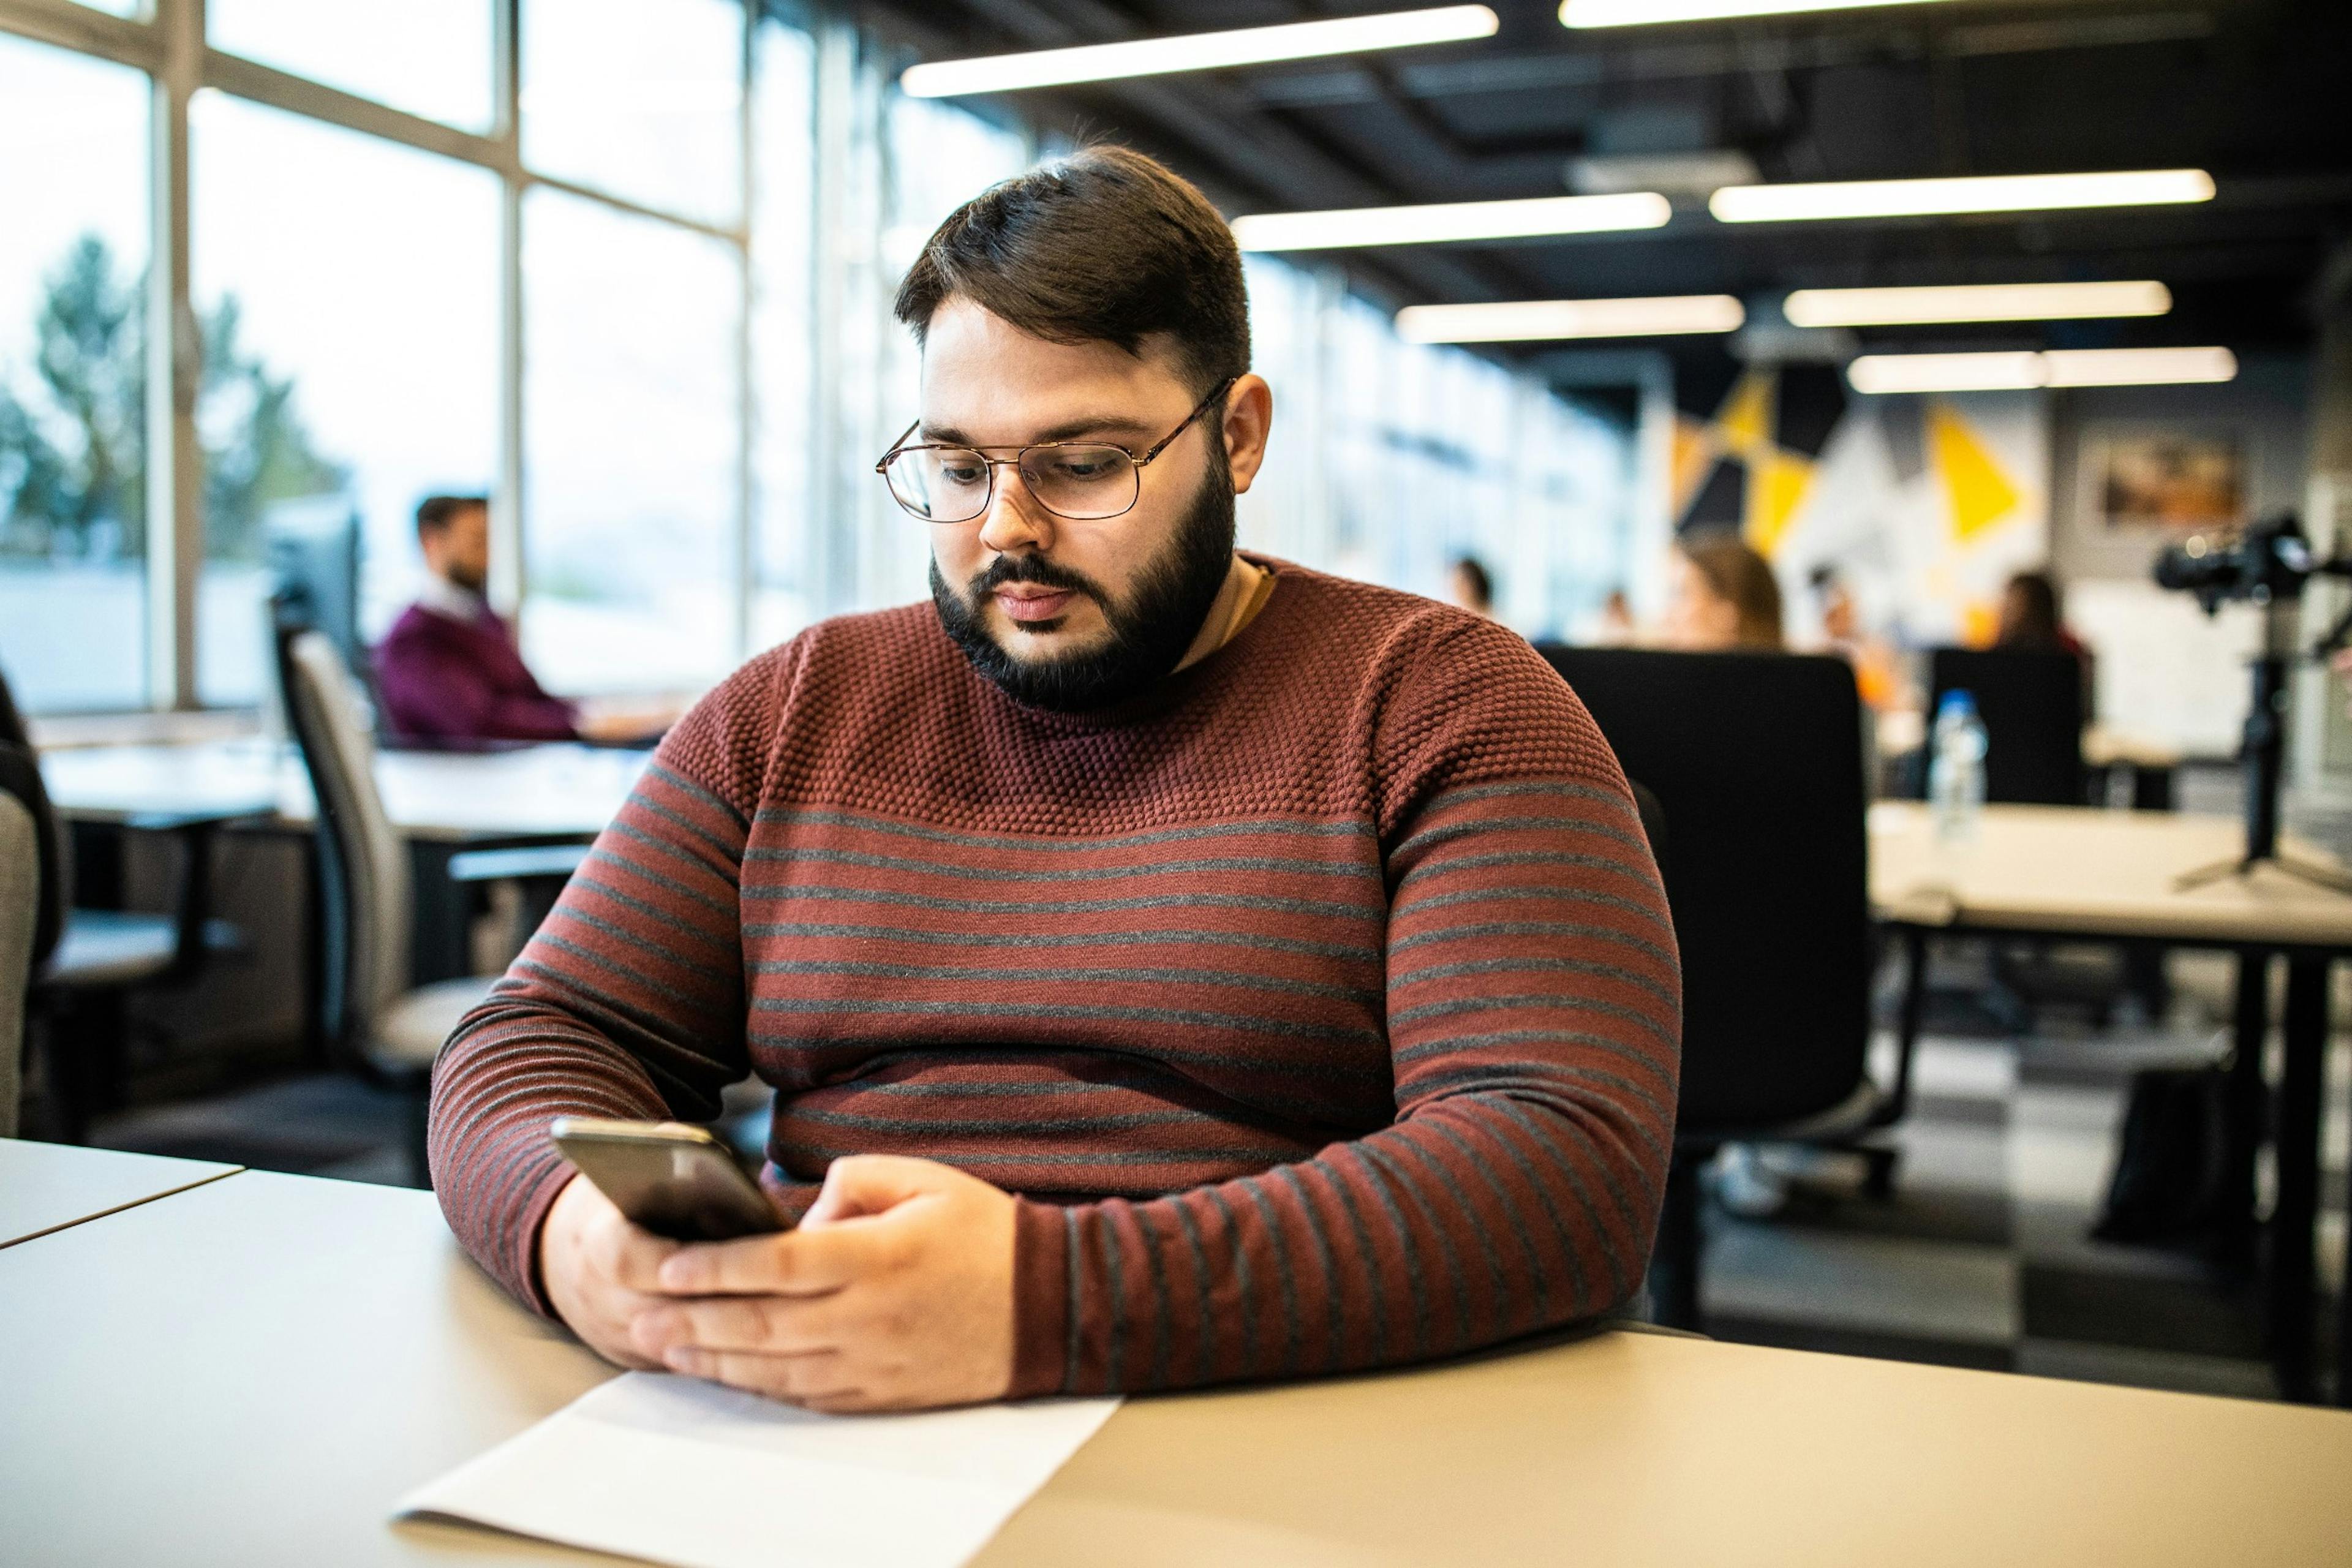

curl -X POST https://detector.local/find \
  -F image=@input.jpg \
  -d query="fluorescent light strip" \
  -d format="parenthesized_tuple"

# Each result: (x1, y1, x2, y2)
(1712, 169, 2214, 223)
(900, 6, 1498, 97)
(1847, 346, 2236, 395)
(1564, 0, 1956, 25)
(1397, 295, 1746, 342)
(1232, 192, 1671, 251)
(1785, 281, 2173, 327)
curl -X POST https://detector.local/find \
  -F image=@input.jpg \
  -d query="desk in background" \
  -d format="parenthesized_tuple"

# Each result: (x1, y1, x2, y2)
(2, 1144, 2346, 1567)
(42, 739, 648, 985)
(1871, 802, 2352, 1404)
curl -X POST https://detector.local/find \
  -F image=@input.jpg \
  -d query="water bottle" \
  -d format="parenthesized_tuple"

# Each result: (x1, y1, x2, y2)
(1929, 689, 1988, 845)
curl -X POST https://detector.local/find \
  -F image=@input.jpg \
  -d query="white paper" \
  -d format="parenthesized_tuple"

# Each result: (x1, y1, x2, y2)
(396, 1372, 1121, 1568)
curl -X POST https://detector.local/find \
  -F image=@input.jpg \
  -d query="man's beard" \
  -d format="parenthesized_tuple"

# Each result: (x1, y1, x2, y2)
(444, 560, 489, 595)
(930, 459, 1237, 715)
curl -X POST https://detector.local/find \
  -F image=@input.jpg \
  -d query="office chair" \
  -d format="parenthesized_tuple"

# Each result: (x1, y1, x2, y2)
(1539, 646, 1891, 1330)
(0, 757, 40, 1137)
(273, 620, 581, 1183)
(0, 665, 232, 1142)
(1924, 647, 2087, 807)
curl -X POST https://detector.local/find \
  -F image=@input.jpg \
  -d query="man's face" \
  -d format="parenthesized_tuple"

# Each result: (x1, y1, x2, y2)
(423, 503, 491, 595)
(916, 300, 1265, 711)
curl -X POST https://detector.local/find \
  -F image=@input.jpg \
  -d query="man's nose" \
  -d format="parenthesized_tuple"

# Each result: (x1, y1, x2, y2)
(975, 461, 1055, 556)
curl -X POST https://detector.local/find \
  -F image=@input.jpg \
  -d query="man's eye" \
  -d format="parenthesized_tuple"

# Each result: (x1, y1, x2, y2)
(935, 457, 988, 485)
(1044, 452, 1123, 482)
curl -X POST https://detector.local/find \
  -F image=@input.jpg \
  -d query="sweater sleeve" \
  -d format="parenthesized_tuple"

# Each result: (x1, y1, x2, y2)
(378, 625, 581, 744)
(428, 652, 788, 1311)
(1005, 622, 1681, 1396)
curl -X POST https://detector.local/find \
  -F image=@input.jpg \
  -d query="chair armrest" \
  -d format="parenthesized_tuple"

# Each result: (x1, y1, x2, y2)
(445, 843, 590, 884)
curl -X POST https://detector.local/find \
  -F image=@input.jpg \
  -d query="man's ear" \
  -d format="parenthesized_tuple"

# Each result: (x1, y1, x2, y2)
(1223, 374, 1273, 496)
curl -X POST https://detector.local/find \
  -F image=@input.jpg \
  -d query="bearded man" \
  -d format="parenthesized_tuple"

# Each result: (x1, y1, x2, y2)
(429, 145, 1679, 1412)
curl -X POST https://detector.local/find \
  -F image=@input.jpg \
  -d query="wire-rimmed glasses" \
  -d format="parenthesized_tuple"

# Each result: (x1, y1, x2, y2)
(875, 377, 1237, 524)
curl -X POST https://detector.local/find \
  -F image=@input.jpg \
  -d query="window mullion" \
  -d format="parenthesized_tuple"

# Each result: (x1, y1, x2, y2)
(145, 0, 200, 709)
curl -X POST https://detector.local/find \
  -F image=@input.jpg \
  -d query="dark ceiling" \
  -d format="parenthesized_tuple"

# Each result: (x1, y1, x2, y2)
(857, 0, 2352, 398)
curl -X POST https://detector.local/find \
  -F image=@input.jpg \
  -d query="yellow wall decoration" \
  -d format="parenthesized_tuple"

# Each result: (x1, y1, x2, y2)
(1928, 401, 2024, 543)
(1744, 447, 1817, 557)
(1713, 371, 1777, 459)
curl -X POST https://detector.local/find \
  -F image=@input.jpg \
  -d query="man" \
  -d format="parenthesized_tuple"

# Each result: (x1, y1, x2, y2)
(375, 495, 582, 746)
(1447, 554, 1494, 618)
(430, 146, 1679, 1412)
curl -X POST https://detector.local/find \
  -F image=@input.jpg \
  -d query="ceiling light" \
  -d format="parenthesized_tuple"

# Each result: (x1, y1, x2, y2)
(2042, 347, 2237, 387)
(1711, 168, 2214, 223)
(1847, 346, 2236, 394)
(1784, 281, 2173, 327)
(1563, 0, 1958, 24)
(900, 6, 1498, 97)
(1396, 295, 1746, 342)
(1232, 192, 1672, 251)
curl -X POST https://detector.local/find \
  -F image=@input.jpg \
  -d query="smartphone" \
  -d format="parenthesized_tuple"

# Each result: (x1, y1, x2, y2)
(549, 1117, 785, 1242)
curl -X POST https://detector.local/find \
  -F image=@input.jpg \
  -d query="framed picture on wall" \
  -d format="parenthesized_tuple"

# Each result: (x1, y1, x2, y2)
(2082, 428, 2245, 531)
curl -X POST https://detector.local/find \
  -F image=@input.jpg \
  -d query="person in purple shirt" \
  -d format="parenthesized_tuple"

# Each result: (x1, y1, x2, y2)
(374, 495, 583, 747)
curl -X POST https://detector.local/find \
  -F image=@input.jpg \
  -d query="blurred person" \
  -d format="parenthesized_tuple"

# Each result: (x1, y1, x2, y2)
(1448, 554, 1494, 617)
(1593, 589, 1636, 646)
(1662, 531, 1784, 651)
(374, 495, 677, 747)
(1993, 569, 2094, 719)
(1808, 564, 1902, 712)
(429, 146, 1677, 1414)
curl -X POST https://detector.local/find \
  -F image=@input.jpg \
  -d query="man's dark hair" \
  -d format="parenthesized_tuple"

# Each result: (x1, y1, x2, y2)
(894, 144, 1249, 396)
(415, 494, 488, 538)
(1452, 556, 1493, 610)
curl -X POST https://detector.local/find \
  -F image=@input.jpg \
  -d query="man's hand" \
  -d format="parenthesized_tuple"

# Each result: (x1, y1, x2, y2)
(537, 1173, 682, 1371)
(630, 1155, 1017, 1414)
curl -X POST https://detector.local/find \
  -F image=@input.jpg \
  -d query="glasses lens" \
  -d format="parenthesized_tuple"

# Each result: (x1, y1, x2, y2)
(1019, 445, 1138, 520)
(884, 447, 990, 522)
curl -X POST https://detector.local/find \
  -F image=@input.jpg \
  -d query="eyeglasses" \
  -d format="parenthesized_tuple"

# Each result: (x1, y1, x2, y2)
(874, 377, 1237, 525)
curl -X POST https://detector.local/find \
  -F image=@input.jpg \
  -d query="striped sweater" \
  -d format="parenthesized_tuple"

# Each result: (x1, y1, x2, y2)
(429, 558, 1681, 1396)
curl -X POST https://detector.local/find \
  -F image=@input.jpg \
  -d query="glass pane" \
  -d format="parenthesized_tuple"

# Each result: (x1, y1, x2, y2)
(192, 94, 499, 707)
(208, 0, 494, 131)
(522, 0, 744, 227)
(751, 19, 815, 650)
(523, 189, 740, 694)
(0, 36, 149, 714)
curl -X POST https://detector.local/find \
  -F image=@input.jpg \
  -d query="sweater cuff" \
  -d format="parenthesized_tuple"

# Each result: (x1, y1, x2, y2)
(511, 1157, 586, 1319)
(1008, 1198, 1072, 1399)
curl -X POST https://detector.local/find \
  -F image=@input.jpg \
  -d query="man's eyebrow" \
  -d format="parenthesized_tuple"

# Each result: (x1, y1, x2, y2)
(921, 413, 1161, 447)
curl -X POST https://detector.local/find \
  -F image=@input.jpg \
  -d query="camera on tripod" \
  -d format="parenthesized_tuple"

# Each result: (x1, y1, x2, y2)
(2150, 511, 2352, 891)
(2154, 512, 2349, 615)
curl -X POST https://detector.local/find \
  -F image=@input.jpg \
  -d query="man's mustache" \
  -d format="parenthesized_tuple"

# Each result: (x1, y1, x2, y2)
(967, 554, 1112, 611)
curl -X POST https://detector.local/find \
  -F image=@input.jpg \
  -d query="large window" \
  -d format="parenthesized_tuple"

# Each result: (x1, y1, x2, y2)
(750, 20, 816, 650)
(191, 92, 500, 705)
(522, 0, 744, 225)
(0, 34, 151, 712)
(522, 190, 741, 695)
(209, 0, 495, 131)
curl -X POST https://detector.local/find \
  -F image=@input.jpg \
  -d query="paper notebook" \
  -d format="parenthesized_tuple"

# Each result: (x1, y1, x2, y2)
(396, 1371, 1121, 1568)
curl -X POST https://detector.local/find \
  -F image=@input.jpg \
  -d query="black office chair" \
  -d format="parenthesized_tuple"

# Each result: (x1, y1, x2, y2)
(1925, 647, 2087, 807)
(1538, 646, 1891, 1330)
(0, 664, 231, 1142)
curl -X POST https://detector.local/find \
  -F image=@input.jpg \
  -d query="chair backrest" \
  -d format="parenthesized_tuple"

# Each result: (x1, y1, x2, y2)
(0, 783, 36, 1136)
(1926, 647, 2086, 806)
(274, 618, 411, 1052)
(1537, 646, 1873, 1135)
(0, 663, 66, 970)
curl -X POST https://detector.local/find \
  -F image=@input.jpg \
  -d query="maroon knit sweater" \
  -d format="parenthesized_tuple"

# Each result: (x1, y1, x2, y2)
(428, 559, 1680, 1397)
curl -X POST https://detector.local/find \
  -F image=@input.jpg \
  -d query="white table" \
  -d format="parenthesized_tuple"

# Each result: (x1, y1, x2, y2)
(1870, 802, 2352, 1404)
(40, 739, 648, 843)
(3, 1155, 2348, 1567)
(0, 1137, 238, 1247)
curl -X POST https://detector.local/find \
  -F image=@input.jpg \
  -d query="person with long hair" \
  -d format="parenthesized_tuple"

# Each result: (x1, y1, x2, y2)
(1663, 530, 1785, 651)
